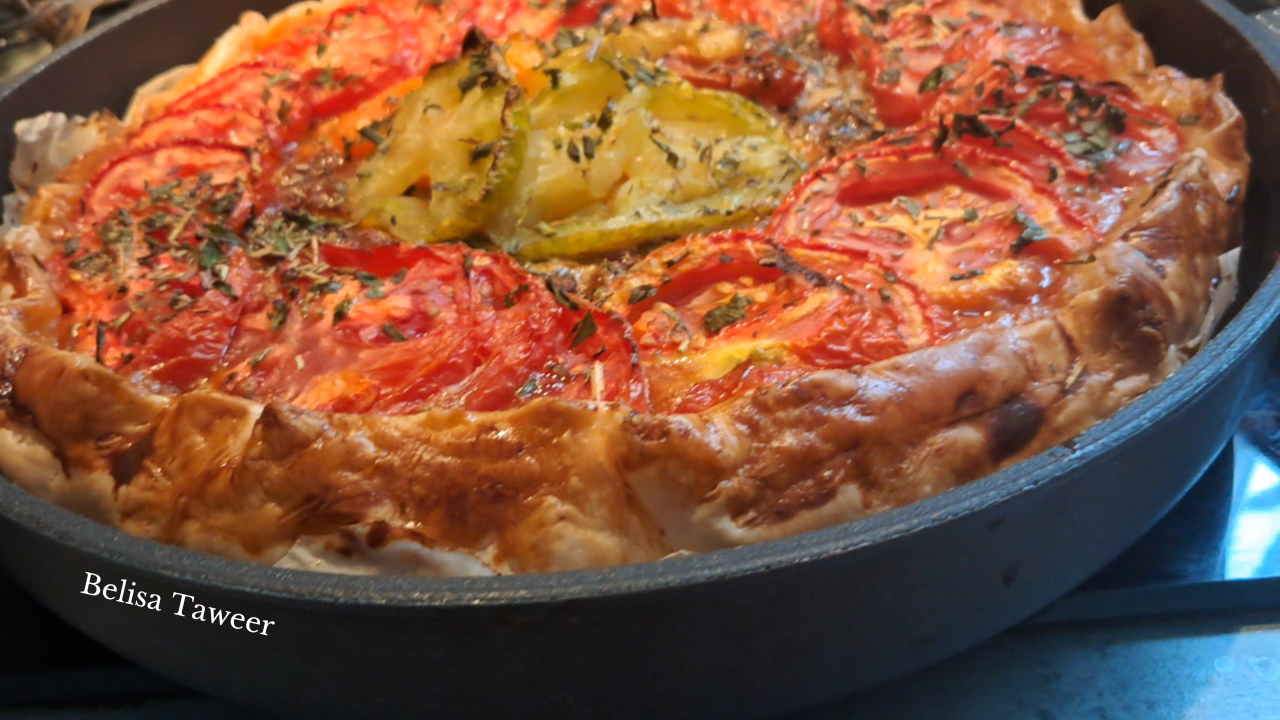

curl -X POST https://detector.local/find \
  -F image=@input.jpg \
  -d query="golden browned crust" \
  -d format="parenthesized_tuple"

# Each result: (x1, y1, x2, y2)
(0, 0, 1251, 574)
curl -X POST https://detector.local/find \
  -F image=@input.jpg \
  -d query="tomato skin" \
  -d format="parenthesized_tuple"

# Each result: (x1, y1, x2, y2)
(117, 255, 261, 393)
(937, 20, 1107, 94)
(254, 4, 429, 119)
(44, 0, 1190, 421)
(931, 66, 1184, 195)
(165, 62, 313, 143)
(767, 128, 1104, 328)
(79, 142, 254, 225)
(222, 244, 648, 415)
(131, 106, 270, 151)
(814, 0, 857, 58)
(664, 51, 807, 110)
(826, 0, 1022, 127)
(603, 230, 935, 412)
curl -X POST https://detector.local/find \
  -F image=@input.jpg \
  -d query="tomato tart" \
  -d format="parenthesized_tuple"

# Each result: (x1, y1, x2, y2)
(0, 0, 1247, 574)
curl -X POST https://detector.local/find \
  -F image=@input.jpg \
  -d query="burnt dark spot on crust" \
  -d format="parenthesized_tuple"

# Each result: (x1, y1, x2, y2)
(365, 520, 391, 549)
(987, 396, 1042, 462)
(739, 456, 851, 528)
(256, 403, 325, 461)
(333, 529, 360, 557)
(110, 430, 154, 488)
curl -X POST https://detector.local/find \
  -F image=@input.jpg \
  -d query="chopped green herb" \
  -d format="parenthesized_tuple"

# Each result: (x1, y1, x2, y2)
(1102, 103, 1128, 134)
(68, 252, 110, 276)
(896, 196, 922, 222)
(628, 284, 658, 304)
(570, 312, 598, 348)
(703, 294, 753, 335)
(1011, 209, 1050, 253)
(503, 283, 530, 308)
(383, 323, 407, 343)
(198, 240, 226, 270)
(269, 300, 290, 330)
(545, 279, 580, 310)
(516, 374, 541, 398)
(358, 119, 392, 149)
(918, 65, 946, 93)
(333, 297, 354, 322)
(471, 141, 495, 163)
(212, 280, 239, 300)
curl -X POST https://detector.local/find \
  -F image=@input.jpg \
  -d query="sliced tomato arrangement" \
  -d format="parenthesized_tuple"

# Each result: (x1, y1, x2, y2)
(39, 0, 1192, 415)
(600, 230, 935, 413)
(112, 255, 263, 393)
(215, 243, 647, 414)
(79, 143, 254, 225)
(818, 0, 1023, 127)
(163, 62, 313, 143)
(931, 70, 1183, 196)
(768, 127, 1104, 325)
(254, 3, 431, 119)
(131, 106, 272, 151)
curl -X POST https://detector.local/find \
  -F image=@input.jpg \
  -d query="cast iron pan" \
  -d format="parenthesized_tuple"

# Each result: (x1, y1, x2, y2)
(0, 1, 1278, 718)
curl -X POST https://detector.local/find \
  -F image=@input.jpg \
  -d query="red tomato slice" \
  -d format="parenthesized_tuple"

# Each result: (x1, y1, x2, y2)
(114, 255, 261, 393)
(663, 51, 806, 110)
(768, 131, 1098, 325)
(256, 4, 427, 119)
(80, 142, 255, 225)
(131, 106, 270, 150)
(221, 243, 648, 414)
(936, 19, 1108, 96)
(602, 230, 934, 413)
(165, 62, 312, 143)
(932, 66, 1184, 194)
(822, 0, 1020, 127)
(782, 242, 946, 352)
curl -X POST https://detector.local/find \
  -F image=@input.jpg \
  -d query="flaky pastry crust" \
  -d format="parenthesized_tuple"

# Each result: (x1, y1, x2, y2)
(0, 0, 1249, 574)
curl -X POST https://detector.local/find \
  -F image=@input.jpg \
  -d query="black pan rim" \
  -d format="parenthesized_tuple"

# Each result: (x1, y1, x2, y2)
(0, 0, 1277, 609)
